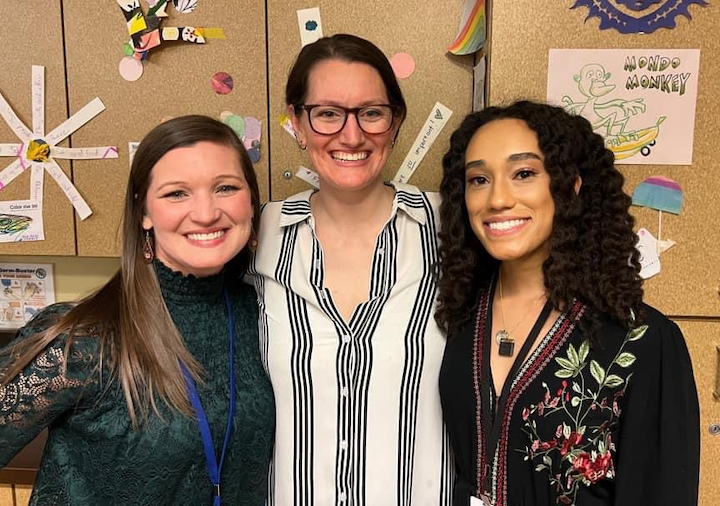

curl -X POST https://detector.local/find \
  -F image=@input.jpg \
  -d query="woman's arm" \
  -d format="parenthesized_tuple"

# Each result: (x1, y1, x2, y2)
(0, 305, 100, 467)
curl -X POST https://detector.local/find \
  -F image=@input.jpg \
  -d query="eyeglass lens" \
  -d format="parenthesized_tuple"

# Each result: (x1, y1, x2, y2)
(308, 105, 394, 135)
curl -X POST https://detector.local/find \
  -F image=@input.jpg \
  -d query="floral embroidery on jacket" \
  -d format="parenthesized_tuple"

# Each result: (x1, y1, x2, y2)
(519, 321, 647, 505)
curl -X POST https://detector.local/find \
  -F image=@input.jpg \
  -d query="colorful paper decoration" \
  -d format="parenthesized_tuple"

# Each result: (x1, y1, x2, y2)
(447, 0, 486, 55)
(115, 0, 224, 79)
(571, 0, 707, 34)
(632, 176, 683, 215)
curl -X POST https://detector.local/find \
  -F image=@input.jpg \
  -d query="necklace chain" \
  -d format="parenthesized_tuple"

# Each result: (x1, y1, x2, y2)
(496, 275, 546, 345)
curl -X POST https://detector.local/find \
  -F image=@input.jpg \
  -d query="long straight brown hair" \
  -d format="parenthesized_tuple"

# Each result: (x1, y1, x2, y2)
(0, 116, 261, 427)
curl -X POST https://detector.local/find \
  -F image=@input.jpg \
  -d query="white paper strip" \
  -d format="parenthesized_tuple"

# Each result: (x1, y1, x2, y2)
(0, 144, 23, 157)
(0, 159, 28, 191)
(295, 166, 320, 189)
(44, 159, 92, 220)
(0, 92, 32, 141)
(32, 66, 44, 137)
(45, 97, 106, 146)
(51, 146, 119, 160)
(30, 165, 43, 203)
(297, 7, 323, 47)
(393, 102, 453, 183)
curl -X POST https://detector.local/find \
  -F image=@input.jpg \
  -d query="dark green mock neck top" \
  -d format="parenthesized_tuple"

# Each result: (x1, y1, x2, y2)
(0, 262, 274, 505)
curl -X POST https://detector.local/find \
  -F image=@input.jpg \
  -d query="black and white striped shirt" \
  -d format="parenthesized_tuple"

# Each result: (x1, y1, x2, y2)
(251, 182, 453, 505)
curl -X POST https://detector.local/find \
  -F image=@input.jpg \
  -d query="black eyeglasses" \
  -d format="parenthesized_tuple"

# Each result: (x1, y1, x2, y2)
(295, 104, 398, 135)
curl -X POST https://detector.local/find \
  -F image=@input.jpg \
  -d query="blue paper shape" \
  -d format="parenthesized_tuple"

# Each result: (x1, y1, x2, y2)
(572, 0, 707, 34)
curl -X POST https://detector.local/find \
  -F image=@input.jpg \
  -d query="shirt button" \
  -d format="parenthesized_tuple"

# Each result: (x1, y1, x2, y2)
(342, 335, 350, 343)
(340, 440, 348, 450)
(341, 387, 348, 396)
(340, 492, 347, 501)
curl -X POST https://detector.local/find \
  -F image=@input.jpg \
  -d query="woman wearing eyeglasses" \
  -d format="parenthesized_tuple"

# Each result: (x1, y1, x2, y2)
(250, 34, 452, 504)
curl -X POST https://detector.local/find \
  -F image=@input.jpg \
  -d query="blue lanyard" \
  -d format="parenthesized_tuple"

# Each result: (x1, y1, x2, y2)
(181, 288, 236, 506)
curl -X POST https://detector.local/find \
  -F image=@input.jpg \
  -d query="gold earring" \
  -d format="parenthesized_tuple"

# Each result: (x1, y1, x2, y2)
(142, 229, 154, 263)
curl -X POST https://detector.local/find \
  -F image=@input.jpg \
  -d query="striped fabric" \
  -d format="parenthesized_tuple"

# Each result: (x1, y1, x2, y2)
(250, 182, 453, 506)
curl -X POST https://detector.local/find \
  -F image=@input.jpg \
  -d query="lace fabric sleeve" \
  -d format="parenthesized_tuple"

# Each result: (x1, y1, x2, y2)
(0, 304, 101, 467)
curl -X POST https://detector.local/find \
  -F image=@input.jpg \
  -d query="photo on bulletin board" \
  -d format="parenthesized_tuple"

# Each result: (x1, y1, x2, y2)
(0, 262, 55, 330)
(547, 49, 700, 165)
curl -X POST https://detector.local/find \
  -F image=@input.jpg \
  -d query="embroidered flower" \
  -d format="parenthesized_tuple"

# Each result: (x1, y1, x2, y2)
(519, 322, 647, 506)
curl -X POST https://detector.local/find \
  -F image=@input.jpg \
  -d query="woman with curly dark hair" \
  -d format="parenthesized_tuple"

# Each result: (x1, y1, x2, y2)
(437, 101, 699, 506)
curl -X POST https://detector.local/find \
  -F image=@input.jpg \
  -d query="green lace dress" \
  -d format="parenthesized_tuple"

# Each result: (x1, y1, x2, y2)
(0, 262, 275, 505)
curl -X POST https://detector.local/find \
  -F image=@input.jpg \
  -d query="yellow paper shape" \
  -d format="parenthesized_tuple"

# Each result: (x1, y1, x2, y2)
(197, 28, 226, 39)
(128, 12, 148, 35)
(26, 139, 50, 163)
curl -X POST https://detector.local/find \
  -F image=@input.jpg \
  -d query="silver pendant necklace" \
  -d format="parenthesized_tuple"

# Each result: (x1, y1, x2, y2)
(495, 275, 546, 357)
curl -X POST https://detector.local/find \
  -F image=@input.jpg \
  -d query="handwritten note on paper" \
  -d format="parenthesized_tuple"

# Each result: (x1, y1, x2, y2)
(393, 102, 453, 183)
(32, 66, 44, 137)
(51, 146, 120, 160)
(45, 160, 92, 220)
(295, 166, 320, 189)
(45, 97, 106, 146)
(0, 92, 32, 142)
(0, 159, 27, 191)
(31, 165, 43, 203)
(0, 144, 22, 157)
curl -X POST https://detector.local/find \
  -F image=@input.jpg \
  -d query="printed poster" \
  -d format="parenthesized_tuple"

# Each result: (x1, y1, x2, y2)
(547, 49, 700, 165)
(0, 263, 55, 330)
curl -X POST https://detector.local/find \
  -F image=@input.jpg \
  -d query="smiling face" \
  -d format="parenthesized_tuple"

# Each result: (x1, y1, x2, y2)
(464, 118, 555, 268)
(142, 141, 253, 277)
(290, 59, 399, 193)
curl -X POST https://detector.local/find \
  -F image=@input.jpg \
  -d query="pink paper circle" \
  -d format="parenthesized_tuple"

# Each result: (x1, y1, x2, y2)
(390, 53, 415, 79)
(119, 56, 143, 82)
(211, 71, 234, 95)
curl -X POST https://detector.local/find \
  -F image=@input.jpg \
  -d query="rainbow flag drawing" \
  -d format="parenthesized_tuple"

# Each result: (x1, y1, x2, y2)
(447, 0, 486, 55)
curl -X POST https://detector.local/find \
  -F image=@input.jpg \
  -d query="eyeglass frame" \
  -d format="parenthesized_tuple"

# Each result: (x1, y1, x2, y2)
(293, 103, 401, 136)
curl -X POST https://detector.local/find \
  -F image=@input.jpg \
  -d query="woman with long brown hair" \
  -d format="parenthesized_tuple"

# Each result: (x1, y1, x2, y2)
(0, 115, 274, 505)
(437, 101, 699, 506)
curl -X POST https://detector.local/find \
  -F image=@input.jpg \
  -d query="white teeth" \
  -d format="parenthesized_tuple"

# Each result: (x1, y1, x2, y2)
(187, 230, 225, 241)
(488, 219, 526, 231)
(332, 152, 368, 161)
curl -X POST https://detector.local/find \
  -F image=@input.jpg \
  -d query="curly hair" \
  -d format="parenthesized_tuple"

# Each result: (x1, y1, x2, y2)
(435, 100, 643, 339)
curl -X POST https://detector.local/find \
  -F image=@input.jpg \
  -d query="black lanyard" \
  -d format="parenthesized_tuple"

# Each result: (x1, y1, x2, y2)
(181, 288, 236, 506)
(475, 285, 554, 497)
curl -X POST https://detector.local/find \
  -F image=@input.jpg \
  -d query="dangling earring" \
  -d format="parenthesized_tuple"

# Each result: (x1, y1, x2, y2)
(248, 228, 258, 253)
(142, 229, 154, 263)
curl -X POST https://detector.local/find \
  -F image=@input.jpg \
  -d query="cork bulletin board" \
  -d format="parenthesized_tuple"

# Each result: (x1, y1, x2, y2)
(489, 1, 719, 318)
(0, 3, 76, 256)
(62, 0, 270, 257)
(266, 0, 474, 200)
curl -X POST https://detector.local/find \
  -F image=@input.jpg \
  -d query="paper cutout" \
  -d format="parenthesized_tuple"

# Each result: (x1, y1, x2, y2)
(0, 65, 118, 225)
(221, 112, 262, 164)
(447, 0, 486, 55)
(296, 166, 320, 189)
(632, 175, 683, 215)
(572, 0, 708, 34)
(473, 55, 486, 112)
(547, 49, 700, 165)
(297, 7, 323, 47)
(636, 228, 661, 279)
(116, 0, 223, 78)
(632, 176, 683, 256)
(174, 0, 199, 13)
(393, 102, 453, 183)
(277, 113, 296, 138)
(119, 56, 144, 81)
(390, 53, 416, 79)
(211, 72, 234, 95)
(128, 141, 140, 168)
